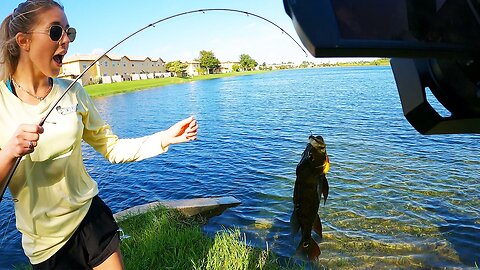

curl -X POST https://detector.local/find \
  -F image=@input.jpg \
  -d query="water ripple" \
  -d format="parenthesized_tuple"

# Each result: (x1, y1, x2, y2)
(1, 67, 479, 269)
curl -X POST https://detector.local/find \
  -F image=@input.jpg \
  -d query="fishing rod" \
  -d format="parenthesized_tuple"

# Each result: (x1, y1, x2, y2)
(0, 8, 307, 203)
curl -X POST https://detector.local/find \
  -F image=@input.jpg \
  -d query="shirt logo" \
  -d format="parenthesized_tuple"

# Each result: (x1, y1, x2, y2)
(56, 104, 78, 115)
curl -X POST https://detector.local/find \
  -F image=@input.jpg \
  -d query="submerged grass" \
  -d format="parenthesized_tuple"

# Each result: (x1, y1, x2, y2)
(12, 206, 475, 269)
(118, 206, 302, 270)
(84, 71, 269, 98)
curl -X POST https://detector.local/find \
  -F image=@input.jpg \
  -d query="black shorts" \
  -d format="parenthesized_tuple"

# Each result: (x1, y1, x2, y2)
(32, 196, 120, 270)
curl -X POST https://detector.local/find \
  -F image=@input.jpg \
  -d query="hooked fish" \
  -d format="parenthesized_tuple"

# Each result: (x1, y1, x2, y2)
(290, 135, 330, 260)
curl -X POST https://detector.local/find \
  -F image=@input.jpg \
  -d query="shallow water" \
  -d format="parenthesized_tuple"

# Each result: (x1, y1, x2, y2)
(1, 67, 479, 269)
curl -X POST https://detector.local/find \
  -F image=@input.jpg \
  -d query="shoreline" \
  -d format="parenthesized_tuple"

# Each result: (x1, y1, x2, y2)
(83, 63, 390, 98)
(84, 70, 270, 98)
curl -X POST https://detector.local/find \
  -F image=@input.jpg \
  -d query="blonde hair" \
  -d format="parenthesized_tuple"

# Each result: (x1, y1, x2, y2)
(0, 0, 63, 81)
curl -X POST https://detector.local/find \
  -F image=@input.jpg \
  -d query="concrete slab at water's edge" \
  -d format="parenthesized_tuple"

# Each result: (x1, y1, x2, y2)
(113, 196, 241, 221)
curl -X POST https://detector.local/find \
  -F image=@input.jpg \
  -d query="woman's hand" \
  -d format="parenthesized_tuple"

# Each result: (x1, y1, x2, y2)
(2, 124, 44, 159)
(162, 116, 198, 147)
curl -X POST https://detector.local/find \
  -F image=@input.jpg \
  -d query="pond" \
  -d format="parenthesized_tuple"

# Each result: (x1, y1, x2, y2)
(1, 67, 479, 269)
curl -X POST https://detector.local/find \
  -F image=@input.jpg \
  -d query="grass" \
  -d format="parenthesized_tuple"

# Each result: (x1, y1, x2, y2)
(118, 206, 303, 270)
(84, 70, 269, 98)
(12, 205, 302, 270)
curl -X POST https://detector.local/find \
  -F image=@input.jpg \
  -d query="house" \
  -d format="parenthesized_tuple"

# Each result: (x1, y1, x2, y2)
(185, 61, 200, 77)
(59, 54, 98, 85)
(60, 54, 167, 85)
(219, 61, 240, 73)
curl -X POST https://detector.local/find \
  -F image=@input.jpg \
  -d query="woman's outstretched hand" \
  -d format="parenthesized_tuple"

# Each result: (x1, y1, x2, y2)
(162, 116, 198, 147)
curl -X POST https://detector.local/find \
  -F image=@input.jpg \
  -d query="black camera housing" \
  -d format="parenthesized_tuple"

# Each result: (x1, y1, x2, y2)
(284, 0, 480, 134)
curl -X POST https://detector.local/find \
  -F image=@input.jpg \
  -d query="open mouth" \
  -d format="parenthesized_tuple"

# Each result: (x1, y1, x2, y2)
(309, 136, 325, 149)
(53, 54, 64, 65)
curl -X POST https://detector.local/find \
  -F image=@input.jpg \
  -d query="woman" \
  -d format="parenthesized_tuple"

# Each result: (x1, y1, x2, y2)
(0, 1, 198, 269)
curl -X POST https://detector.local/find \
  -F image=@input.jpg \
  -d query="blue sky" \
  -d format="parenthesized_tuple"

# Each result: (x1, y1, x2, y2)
(1, 0, 365, 64)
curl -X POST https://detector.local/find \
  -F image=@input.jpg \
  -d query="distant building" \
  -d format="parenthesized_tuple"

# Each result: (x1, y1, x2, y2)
(185, 61, 201, 77)
(219, 61, 240, 73)
(184, 60, 240, 76)
(266, 63, 297, 70)
(61, 54, 247, 84)
(60, 54, 168, 85)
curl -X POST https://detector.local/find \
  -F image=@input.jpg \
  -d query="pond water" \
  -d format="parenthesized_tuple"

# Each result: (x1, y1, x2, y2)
(1, 67, 479, 269)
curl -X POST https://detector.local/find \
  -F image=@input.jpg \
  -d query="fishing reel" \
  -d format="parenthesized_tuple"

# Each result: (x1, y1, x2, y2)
(284, 0, 480, 134)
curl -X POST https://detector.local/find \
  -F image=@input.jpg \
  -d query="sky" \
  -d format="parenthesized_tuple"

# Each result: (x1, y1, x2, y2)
(1, 0, 370, 64)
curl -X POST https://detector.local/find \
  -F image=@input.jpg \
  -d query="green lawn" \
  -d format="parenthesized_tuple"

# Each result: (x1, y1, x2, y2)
(84, 71, 269, 98)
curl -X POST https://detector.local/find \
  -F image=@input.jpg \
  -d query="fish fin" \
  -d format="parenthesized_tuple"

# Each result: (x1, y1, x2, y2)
(316, 177, 324, 204)
(323, 155, 330, 174)
(322, 176, 329, 205)
(290, 211, 300, 235)
(296, 237, 321, 260)
(312, 214, 323, 239)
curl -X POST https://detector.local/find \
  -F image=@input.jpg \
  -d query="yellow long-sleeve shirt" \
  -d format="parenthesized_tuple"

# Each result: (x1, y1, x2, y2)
(0, 78, 168, 264)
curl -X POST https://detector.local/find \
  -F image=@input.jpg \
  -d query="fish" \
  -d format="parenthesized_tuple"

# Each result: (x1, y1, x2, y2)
(290, 135, 330, 260)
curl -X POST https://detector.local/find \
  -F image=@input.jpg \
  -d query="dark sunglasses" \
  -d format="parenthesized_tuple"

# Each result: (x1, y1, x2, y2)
(29, 25, 76, 42)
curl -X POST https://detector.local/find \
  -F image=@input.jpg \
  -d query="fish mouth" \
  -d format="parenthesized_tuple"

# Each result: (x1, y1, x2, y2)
(308, 135, 328, 171)
(308, 135, 326, 150)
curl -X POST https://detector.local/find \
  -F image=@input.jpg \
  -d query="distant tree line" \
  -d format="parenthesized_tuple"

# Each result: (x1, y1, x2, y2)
(298, 58, 391, 68)
(165, 50, 259, 77)
(165, 52, 390, 77)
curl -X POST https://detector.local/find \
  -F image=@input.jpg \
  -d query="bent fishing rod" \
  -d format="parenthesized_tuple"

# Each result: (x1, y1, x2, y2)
(0, 8, 307, 203)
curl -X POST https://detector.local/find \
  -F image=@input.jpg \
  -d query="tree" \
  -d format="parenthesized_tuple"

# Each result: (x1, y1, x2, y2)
(239, 54, 258, 71)
(231, 64, 241, 72)
(259, 62, 267, 70)
(299, 61, 314, 68)
(197, 50, 220, 74)
(165, 61, 187, 77)
(196, 67, 207, 75)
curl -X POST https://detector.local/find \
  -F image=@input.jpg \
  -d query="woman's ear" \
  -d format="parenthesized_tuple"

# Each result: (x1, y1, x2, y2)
(15, 32, 30, 51)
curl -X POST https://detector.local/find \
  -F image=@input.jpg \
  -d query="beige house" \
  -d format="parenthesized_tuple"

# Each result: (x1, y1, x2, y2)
(267, 63, 296, 70)
(185, 61, 201, 77)
(61, 54, 243, 84)
(60, 54, 167, 85)
(59, 54, 97, 85)
(220, 61, 240, 73)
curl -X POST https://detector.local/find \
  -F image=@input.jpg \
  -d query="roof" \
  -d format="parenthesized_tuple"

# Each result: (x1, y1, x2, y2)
(63, 54, 98, 63)
(63, 54, 164, 63)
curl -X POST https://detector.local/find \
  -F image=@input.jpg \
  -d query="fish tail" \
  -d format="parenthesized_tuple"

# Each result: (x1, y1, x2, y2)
(296, 237, 321, 260)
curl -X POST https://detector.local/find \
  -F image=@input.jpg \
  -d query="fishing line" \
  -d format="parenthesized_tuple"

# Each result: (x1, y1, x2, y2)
(0, 8, 307, 203)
